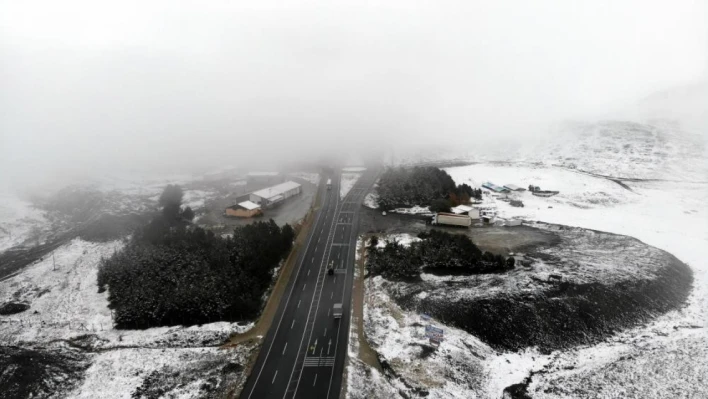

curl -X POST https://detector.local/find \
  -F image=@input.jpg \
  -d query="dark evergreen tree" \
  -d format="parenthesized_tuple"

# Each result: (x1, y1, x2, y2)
(430, 198, 452, 213)
(181, 206, 195, 221)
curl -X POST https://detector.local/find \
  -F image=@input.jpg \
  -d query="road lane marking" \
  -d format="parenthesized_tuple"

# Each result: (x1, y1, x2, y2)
(282, 343, 288, 355)
(327, 308, 330, 316)
(313, 373, 318, 386)
(291, 320, 295, 329)
(330, 292, 333, 299)
(324, 327, 327, 336)
(289, 182, 343, 397)
(326, 177, 375, 399)
(307, 269, 310, 276)
(272, 370, 278, 384)
(303, 284, 306, 291)
(297, 300, 301, 308)
(334, 277, 337, 284)
(243, 176, 329, 399)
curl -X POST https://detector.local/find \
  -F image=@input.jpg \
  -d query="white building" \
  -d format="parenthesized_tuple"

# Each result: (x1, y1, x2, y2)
(451, 205, 473, 215)
(249, 181, 302, 207)
(468, 208, 480, 220)
(451, 204, 480, 220)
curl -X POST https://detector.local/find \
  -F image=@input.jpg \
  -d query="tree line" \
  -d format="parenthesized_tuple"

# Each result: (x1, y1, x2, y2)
(97, 185, 294, 328)
(366, 230, 514, 280)
(377, 166, 482, 211)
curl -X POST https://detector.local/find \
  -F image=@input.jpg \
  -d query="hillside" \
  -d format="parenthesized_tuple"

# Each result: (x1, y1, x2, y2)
(528, 120, 708, 181)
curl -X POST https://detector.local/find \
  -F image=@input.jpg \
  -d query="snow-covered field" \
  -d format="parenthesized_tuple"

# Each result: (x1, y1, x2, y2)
(70, 343, 255, 399)
(0, 238, 255, 398)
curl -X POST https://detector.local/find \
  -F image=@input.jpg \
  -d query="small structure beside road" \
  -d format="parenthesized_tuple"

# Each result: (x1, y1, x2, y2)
(482, 182, 510, 193)
(451, 205, 473, 215)
(451, 204, 481, 220)
(249, 181, 302, 208)
(503, 184, 526, 192)
(510, 200, 524, 207)
(225, 201, 262, 218)
(529, 185, 560, 197)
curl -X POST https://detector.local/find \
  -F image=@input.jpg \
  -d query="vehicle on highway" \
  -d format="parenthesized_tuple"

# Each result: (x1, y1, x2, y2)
(431, 212, 471, 227)
(327, 178, 332, 190)
(333, 303, 343, 319)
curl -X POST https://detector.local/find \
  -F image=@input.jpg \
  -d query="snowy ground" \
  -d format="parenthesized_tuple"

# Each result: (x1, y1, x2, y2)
(70, 343, 256, 399)
(0, 238, 255, 398)
(0, 193, 49, 252)
(181, 189, 218, 211)
(348, 159, 708, 398)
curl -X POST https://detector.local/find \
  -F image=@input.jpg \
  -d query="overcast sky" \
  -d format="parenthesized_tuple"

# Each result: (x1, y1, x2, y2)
(1, 0, 706, 185)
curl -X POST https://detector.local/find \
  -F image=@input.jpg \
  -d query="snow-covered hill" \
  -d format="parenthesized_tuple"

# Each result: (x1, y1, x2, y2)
(525, 120, 708, 181)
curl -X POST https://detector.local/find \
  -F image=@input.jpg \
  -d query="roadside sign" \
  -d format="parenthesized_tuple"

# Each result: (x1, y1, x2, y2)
(425, 325, 444, 340)
(420, 314, 431, 322)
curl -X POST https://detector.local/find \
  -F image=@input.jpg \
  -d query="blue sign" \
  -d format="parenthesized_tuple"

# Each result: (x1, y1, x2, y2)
(420, 314, 432, 321)
(425, 325, 444, 340)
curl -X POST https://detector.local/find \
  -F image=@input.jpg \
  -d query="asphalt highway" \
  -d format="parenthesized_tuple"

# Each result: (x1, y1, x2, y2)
(241, 169, 376, 399)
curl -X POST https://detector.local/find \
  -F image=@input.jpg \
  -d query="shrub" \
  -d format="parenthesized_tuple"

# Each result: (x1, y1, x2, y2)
(366, 230, 511, 279)
(430, 199, 452, 213)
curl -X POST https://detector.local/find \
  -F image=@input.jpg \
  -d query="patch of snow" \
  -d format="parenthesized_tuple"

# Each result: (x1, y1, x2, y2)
(340, 172, 361, 200)
(0, 193, 49, 252)
(390, 205, 432, 215)
(363, 193, 379, 209)
(346, 359, 404, 399)
(0, 239, 253, 346)
(70, 343, 255, 399)
(376, 233, 421, 248)
(362, 275, 494, 398)
(181, 190, 216, 210)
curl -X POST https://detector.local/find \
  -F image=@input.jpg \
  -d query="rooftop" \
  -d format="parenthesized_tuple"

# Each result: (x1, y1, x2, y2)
(251, 181, 301, 200)
(482, 182, 510, 193)
(238, 201, 261, 210)
(451, 205, 473, 214)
